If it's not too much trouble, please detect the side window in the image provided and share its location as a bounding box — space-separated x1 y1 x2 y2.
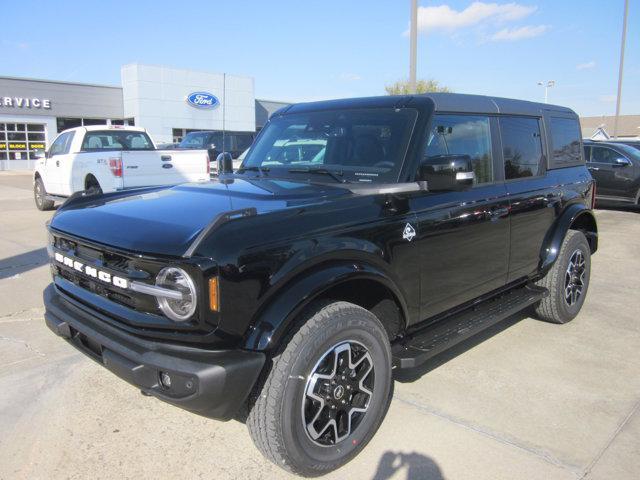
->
591 146 618 164
424 114 493 184
550 117 582 166
49 132 70 157
583 146 592 162
499 116 544 179
62 131 75 154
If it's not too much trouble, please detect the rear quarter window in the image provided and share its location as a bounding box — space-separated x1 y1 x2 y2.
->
549 117 583 168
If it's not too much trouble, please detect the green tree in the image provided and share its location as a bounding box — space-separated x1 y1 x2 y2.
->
385 79 451 95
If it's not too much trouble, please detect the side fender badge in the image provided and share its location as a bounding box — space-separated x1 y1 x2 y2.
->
403 223 416 242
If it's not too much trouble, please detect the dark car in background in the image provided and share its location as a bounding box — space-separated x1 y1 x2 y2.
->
612 139 640 152
177 130 255 162
584 140 640 205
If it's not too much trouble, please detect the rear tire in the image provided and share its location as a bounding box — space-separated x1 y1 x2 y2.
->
246 301 392 476
534 230 591 324
34 177 54 211
85 177 102 196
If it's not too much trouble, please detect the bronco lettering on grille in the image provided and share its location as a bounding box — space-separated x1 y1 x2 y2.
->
54 252 129 289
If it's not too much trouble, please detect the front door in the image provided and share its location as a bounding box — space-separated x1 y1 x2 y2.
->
44 131 75 195
412 114 510 322
588 145 636 198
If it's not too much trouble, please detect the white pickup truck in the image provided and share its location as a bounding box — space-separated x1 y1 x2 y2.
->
33 126 210 210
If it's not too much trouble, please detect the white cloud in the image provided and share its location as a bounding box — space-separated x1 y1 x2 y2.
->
338 73 362 81
416 2 537 32
490 24 548 41
576 61 596 70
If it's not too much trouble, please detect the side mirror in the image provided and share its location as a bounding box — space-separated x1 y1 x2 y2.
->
612 157 631 167
418 154 475 191
209 143 217 150
216 152 234 174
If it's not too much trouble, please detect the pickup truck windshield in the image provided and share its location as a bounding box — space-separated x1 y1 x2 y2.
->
243 108 417 183
81 131 154 151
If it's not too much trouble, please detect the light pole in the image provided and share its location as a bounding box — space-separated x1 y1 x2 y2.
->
409 0 418 93
538 80 555 103
613 0 629 139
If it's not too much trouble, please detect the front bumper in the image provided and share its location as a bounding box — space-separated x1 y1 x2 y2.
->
44 284 265 420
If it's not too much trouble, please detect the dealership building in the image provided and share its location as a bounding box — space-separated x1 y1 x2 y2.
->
0 63 288 170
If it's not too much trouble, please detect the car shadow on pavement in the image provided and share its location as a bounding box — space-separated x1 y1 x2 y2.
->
393 311 529 383
0 247 49 280
372 450 445 480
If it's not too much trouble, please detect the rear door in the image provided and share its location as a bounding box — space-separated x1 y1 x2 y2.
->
588 145 635 198
500 115 558 282
412 114 510 321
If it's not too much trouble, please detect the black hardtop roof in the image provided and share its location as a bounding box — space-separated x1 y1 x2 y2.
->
279 92 576 118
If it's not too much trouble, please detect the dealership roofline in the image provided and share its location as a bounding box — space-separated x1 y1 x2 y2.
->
1 74 292 106
0 75 122 90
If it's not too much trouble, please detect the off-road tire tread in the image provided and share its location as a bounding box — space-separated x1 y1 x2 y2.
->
246 301 388 476
534 230 589 324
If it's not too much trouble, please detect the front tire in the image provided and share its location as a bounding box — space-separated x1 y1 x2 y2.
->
246 301 392 477
34 177 54 211
534 230 591 324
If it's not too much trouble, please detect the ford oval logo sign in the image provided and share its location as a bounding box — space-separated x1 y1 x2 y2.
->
186 91 219 109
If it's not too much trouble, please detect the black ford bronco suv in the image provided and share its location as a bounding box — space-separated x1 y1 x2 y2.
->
44 93 597 476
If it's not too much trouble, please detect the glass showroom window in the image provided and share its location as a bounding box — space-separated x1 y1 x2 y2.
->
0 123 47 163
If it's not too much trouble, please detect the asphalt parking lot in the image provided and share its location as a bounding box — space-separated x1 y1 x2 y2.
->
0 171 638 480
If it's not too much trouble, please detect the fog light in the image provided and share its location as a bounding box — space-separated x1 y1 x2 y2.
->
159 371 172 388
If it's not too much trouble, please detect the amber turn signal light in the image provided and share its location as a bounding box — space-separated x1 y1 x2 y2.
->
208 277 219 312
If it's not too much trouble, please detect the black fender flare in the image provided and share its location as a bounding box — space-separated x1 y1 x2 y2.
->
539 204 597 275
241 262 409 351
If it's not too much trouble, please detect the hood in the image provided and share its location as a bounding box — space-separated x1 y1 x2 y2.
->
50 178 350 257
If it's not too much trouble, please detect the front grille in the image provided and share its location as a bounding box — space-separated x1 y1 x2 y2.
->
57 268 138 309
49 231 217 342
51 233 165 319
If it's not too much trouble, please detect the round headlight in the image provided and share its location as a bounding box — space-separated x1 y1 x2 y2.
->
155 267 197 322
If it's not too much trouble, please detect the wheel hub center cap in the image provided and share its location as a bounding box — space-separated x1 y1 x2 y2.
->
333 385 345 400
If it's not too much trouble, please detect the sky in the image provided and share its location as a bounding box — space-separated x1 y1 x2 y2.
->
1 0 638 117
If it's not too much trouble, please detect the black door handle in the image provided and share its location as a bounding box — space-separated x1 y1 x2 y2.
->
162 163 173 169
56 160 60 167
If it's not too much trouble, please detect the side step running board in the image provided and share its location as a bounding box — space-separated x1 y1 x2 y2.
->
392 285 548 369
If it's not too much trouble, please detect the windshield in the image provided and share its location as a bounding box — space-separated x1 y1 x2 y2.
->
243 108 417 183
616 143 640 160
179 132 214 149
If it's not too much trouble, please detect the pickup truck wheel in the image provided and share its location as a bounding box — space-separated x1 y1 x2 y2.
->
534 230 591 324
246 301 392 476
85 179 102 196
34 177 54 211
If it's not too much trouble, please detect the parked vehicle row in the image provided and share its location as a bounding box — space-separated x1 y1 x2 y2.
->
33 126 210 210
43 93 597 476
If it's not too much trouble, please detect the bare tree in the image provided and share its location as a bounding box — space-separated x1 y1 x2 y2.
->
385 79 451 95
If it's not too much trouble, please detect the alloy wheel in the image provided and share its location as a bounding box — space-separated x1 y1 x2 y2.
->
564 249 586 306
302 341 374 446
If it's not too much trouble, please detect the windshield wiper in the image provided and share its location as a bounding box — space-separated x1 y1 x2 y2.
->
288 167 348 183
237 166 270 175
